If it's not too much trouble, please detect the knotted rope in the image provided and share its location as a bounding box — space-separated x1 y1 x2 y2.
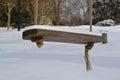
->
84 42 94 71
31 37 44 48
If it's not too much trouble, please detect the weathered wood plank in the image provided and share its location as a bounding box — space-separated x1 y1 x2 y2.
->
23 29 106 44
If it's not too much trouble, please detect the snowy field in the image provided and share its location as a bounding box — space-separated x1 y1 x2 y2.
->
0 25 120 80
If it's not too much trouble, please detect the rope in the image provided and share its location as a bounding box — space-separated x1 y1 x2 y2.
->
84 42 94 71
31 37 44 48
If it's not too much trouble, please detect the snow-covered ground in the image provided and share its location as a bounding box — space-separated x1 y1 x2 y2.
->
0 25 120 80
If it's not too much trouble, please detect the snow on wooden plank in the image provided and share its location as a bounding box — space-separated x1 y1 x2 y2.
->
23 28 105 44
24 25 102 36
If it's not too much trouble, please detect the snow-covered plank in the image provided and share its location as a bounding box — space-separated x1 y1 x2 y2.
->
23 28 106 44
24 25 102 36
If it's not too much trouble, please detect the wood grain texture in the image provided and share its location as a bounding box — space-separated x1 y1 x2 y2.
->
23 29 103 44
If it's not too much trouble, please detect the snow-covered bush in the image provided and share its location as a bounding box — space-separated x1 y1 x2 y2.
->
93 0 120 24
95 19 115 26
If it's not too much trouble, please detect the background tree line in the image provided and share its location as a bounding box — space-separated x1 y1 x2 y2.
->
0 0 120 30
0 0 90 30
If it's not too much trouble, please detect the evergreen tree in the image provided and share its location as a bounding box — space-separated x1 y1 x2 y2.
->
93 0 120 24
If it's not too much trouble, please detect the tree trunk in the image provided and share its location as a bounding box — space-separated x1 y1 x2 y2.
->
7 9 11 30
53 0 61 25
34 0 39 24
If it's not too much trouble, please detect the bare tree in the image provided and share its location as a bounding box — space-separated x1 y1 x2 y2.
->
59 0 89 25
21 0 54 25
34 0 39 24
1 0 16 30
21 0 39 24
38 0 54 25
52 0 64 25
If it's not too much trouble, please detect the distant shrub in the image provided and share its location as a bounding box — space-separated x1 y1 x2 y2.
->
93 0 120 24
95 19 115 26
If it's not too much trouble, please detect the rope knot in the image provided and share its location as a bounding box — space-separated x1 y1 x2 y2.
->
31 37 44 48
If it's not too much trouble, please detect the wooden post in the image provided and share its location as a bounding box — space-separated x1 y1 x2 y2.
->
89 0 92 32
